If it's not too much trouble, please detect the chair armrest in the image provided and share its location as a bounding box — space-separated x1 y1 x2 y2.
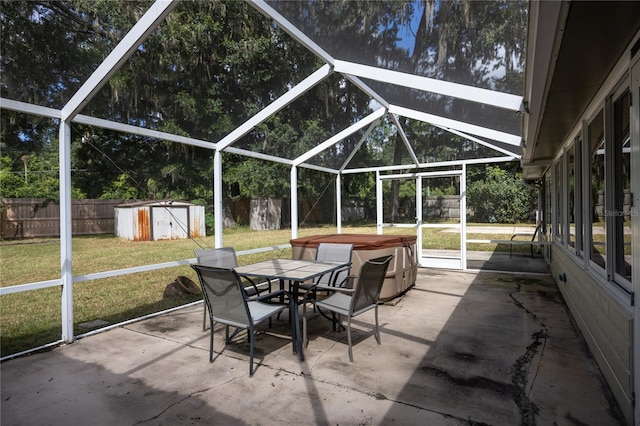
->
511 232 534 241
250 289 287 302
511 224 542 241
242 276 273 296
323 286 355 294
300 274 354 303
314 274 356 291
315 263 352 288
335 274 357 288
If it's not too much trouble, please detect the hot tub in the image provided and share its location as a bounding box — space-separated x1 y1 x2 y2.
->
290 234 417 301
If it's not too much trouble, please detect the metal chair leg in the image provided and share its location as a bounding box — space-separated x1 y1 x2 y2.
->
249 325 255 377
302 301 308 348
203 302 208 331
209 324 214 362
347 316 353 362
374 305 381 344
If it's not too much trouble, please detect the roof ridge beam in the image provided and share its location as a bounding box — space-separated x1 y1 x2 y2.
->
61 0 178 121
335 60 524 112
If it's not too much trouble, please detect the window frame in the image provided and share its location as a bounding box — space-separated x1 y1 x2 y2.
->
554 159 564 244
544 173 552 262
587 106 608 278
567 138 583 255
608 81 632 291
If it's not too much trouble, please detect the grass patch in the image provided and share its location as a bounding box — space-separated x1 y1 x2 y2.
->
0 223 533 356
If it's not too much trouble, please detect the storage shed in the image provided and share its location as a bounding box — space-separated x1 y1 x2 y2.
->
114 201 205 241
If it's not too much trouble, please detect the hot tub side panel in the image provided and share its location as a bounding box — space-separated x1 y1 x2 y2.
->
291 234 417 301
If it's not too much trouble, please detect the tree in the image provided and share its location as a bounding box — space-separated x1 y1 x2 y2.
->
467 165 536 223
1 0 528 213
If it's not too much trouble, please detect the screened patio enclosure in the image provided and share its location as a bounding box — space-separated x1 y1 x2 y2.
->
5 2 640 423
2 1 527 267
1 1 525 345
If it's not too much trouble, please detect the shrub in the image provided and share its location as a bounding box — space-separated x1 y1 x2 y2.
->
468 166 536 223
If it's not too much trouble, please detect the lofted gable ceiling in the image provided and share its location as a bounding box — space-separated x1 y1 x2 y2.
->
1 0 529 173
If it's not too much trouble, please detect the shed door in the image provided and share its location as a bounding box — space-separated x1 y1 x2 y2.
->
152 207 188 240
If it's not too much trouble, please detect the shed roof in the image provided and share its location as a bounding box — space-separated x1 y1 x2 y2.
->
115 200 198 208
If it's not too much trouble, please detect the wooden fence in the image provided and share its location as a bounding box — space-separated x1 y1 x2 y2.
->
1 198 121 239
1 195 464 239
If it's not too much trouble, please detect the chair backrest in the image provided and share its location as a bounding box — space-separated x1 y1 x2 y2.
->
191 264 250 328
314 243 354 287
350 255 393 313
195 247 238 268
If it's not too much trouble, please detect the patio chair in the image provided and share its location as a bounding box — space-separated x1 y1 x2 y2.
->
510 224 542 258
302 254 393 362
190 264 292 377
194 247 273 330
299 243 354 303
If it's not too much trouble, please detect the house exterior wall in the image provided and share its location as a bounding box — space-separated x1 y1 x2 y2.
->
537 32 640 424
550 248 633 421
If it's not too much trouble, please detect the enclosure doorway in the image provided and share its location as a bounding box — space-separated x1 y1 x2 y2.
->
377 168 466 269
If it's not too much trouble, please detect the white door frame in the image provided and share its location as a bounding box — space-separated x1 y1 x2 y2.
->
376 167 467 269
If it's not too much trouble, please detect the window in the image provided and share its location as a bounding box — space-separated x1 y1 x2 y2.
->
576 137 584 256
611 89 632 287
568 144 576 249
544 174 552 261
554 160 563 242
545 174 552 237
588 108 606 270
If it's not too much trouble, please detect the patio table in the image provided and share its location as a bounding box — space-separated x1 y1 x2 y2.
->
234 258 350 361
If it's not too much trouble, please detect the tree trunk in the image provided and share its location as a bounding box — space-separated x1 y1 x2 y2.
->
389 132 404 223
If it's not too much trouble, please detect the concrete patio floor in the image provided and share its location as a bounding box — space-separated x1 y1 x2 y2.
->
1 256 626 425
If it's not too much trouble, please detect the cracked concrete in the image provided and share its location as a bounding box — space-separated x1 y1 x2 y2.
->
507 278 550 426
1 264 626 425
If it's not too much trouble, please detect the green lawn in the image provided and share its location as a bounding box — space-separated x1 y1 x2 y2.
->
0 223 535 357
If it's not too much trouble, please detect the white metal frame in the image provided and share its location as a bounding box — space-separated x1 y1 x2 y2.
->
333 60 524 112
0 0 523 356
376 169 466 270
